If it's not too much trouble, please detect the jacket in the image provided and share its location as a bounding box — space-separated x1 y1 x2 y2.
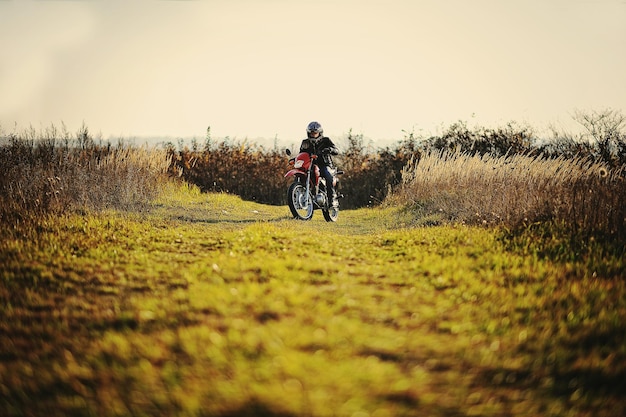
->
299 136 339 166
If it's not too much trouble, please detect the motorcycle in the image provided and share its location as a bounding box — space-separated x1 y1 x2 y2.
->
284 149 343 222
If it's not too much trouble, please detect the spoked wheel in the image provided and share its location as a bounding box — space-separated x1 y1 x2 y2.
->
288 182 314 220
323 206 339 222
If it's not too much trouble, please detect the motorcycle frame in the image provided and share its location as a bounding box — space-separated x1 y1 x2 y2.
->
284 153 324 209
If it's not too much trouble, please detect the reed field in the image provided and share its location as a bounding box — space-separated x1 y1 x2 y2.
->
0 124 170 228
390 150 626 243
1 120 625 416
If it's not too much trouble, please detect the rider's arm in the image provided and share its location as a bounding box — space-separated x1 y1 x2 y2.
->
299 139 311 153
323 138 339 155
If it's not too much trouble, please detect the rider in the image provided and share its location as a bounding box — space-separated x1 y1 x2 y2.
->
299 121 340 207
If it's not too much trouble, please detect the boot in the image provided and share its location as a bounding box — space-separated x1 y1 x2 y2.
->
330 189 339 207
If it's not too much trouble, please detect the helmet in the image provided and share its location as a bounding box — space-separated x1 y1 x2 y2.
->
306 121 323 140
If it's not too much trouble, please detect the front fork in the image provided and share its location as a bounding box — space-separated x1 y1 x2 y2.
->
304 167 319 205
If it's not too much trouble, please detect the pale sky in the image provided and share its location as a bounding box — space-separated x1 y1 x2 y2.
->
1 0 625 146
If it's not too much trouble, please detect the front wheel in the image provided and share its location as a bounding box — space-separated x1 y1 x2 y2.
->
288 182 314 220
322 206 339 222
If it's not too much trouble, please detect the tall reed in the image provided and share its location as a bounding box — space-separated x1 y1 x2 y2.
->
0 126 171 228
390 150 626 242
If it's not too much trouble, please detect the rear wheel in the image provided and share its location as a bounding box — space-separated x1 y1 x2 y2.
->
288 182 314 220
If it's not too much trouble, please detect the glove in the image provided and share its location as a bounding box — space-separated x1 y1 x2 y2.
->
321 148 331 155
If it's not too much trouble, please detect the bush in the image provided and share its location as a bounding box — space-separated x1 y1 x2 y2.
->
168 136 288 205
539 108 626 168
420 120 535 157
336 130 420 208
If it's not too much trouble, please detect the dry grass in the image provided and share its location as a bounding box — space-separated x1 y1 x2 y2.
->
0 126 171 228
389 150 626 243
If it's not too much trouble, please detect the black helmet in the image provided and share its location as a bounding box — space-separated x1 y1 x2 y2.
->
306 121 323 139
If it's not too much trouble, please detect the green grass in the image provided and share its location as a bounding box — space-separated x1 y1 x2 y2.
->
1 186 624 417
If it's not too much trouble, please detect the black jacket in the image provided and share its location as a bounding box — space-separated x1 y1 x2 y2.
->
299 136 339 166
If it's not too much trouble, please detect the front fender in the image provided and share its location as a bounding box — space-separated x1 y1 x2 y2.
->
284 169 306 179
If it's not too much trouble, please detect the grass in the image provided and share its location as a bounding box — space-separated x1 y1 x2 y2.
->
1 185 624 417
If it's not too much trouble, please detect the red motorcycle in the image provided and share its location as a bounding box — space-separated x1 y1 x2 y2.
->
284 149 343 222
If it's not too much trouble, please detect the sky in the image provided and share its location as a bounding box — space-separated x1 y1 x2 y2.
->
1 0 625 147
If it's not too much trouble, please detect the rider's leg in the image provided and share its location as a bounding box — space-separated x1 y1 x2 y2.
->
319 165 337 206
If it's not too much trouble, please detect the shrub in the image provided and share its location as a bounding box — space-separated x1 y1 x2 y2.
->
336 130 420 208
168 138 288 205
538 108 626 168
420 121 535 157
